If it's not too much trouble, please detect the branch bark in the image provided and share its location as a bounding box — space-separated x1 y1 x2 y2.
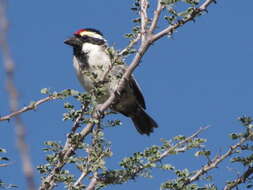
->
85 176 98 190
140 0 149 42
224 167 253 190
149 0 164 34
0 96 57 121
73 170 90 188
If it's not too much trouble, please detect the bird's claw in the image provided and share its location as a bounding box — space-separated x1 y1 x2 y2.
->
94 104 105 118
115 90 121 97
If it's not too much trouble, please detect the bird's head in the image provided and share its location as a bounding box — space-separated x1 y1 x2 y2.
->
64 28 106 49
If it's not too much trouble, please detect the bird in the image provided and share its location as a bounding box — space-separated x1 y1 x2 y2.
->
64 28 158 135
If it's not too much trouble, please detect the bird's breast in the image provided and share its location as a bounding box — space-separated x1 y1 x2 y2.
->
73 49 112 103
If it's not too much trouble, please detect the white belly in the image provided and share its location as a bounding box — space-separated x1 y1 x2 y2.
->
72 44 112 103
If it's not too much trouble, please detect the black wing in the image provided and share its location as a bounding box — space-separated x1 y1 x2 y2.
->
111 64 146 109
130 77 146 109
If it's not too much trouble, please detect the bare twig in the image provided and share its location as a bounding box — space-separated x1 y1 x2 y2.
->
140 0 149 42
73 170 90 188
86 176 98 190
0 96 57 121
224 167 253 190
149 0 164 33
118 33 141 56
0 163 9 167
0 1 35 190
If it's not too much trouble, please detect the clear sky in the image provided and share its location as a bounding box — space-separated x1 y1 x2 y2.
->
0 0 253 189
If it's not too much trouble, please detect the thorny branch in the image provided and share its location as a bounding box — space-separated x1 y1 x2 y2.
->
38 0 216 189
0 1 35 190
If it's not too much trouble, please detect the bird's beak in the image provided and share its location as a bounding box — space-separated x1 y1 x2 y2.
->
64 36 82 48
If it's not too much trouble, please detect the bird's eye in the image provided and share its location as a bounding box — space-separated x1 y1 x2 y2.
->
81 35 88 40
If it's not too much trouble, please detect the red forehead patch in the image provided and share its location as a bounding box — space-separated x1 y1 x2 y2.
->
74 29 86 35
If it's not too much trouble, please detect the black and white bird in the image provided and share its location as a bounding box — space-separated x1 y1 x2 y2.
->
64 28 158 135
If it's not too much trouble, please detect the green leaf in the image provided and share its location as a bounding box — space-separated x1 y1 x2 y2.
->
64 102 74 109
173 135 186 141
183 0 199 5
0 157 9 161
0 148 7 153
70 89 80 96
161 164 174 171
238 116 253 126
195 150 211 157
161 0 180 6
229 133 241 140
41 88 49 94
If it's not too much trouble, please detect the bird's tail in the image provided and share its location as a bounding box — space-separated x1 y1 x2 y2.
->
131 107 158 135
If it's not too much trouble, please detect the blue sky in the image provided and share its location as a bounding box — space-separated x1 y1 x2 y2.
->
0 0 253 189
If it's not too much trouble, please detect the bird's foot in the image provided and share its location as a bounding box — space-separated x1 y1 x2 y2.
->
114 89 121 97
93 104 105 119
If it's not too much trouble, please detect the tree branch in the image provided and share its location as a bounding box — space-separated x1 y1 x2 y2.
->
152 0 216 42
149 0 164 34
159 126 208 160
39 106 91 190
183 131 253 187
0 96 57 121
86 176 98 190
118 33 141 56
0 163 9 167
0 1 35 190
224 167 253 190
140 0 149 42
73 170 90 188
99 126 208 185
